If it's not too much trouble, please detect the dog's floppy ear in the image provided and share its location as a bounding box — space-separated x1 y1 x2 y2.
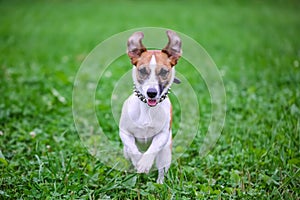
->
127 32 147 66
162 30 182 67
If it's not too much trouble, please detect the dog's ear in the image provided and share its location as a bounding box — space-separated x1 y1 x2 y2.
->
162 30 182 67
173 77 181 84
127 32 147 66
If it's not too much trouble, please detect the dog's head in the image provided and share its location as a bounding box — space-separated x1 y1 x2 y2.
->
127 30 182 107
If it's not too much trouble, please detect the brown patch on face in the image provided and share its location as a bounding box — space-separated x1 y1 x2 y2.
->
134 50 174 86
135 50 172 68
134 52 152 67
153 51 173 68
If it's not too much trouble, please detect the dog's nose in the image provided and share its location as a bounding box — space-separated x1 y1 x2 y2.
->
147 88 157 98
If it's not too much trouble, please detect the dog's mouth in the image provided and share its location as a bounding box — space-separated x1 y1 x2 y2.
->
134 85 170 106
147 98 158 107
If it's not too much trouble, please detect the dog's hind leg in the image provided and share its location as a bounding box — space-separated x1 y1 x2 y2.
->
155 142 172 184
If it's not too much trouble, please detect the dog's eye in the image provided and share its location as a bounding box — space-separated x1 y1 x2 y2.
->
159 68 169 77
138 67 149 77
139 67 147 74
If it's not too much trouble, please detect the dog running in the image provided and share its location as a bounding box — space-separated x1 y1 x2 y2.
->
119 30 182 183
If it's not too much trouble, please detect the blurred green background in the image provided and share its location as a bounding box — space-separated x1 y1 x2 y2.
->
1 0 299 199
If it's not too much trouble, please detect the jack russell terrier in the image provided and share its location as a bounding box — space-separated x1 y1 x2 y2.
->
119 30 182 183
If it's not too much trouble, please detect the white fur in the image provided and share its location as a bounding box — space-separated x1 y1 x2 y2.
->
122 30 181 184
149 54 156 65
120 65 173 183
119 95 172 183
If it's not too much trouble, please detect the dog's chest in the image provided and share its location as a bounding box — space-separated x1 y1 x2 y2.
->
128 107 168 138
122 96 170 139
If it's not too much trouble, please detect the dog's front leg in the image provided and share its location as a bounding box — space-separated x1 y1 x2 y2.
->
119 130 142 169
137 131 169 174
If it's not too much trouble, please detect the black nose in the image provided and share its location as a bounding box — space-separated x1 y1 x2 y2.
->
147 88 157 98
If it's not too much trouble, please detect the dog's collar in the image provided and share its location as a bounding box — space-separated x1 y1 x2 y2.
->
133 85 170 104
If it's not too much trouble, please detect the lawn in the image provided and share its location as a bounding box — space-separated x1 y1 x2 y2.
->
1 0 299 199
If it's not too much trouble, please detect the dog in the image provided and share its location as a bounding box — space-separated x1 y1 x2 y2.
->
119 30 182 183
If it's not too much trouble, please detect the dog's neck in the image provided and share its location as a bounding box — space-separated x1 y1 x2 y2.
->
133 84 170 105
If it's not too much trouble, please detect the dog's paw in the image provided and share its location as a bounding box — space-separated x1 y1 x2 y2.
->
137 154 155 174
156 168 167 184
156 176 164 184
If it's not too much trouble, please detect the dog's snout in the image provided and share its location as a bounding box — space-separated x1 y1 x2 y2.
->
147 88 157 98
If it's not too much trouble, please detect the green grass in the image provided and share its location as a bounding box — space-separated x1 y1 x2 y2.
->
1 0 300 199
